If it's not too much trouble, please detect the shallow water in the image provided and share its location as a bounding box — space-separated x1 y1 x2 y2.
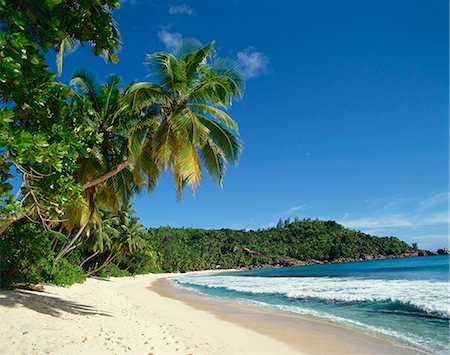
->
175 255 450 354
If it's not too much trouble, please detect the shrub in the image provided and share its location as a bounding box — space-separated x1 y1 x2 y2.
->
47 258 86 286
0 222 54 288
96 263 130 278
0 221 86 288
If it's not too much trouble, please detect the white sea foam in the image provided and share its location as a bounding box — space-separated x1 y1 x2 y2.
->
176 275 450 317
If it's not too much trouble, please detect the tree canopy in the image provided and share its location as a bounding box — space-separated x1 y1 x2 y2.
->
1 1 243 235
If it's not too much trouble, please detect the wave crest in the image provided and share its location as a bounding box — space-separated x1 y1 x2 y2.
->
176 275 450 318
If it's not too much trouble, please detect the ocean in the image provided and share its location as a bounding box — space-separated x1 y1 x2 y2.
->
174 255 450 354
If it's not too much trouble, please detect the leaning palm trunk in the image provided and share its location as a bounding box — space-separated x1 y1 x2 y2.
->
86 252 118 276
79 250 100 268
55 221 88 261
82 159 130 190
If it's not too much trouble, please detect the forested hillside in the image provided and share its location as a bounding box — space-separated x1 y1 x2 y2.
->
144 219 412 272
1 218 413 287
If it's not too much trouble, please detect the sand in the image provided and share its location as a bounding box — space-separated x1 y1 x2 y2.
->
0 271 417 354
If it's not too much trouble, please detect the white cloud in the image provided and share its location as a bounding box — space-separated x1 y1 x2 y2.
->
288 205 305 214
338 211 449 231
168 4 195 15
157 30 182 52
421 213 450 225
339 215 415 229
410 234 449 250
273 204 307 218
418 192 449 210
237 47 269 78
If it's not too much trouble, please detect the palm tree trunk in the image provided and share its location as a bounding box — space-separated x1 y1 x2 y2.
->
87 252 117 276
82 159 130 190
1 159 129 234
51 224 65 252
55 221 88 261
80 251 100 268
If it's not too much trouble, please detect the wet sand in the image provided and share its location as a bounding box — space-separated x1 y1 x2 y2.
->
154 276 420 354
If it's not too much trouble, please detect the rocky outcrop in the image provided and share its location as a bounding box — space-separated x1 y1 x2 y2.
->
232 246 426 268
437 248 449 255
418 250 439 256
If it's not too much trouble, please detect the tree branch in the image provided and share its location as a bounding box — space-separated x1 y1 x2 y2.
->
82 159 130 190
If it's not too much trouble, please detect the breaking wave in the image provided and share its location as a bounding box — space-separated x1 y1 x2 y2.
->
176 275 449 318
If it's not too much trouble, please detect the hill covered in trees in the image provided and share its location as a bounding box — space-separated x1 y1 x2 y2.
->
144 219 413 272
1 218 414 288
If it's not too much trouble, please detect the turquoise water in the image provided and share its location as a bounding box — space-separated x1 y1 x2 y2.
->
175 255 450 353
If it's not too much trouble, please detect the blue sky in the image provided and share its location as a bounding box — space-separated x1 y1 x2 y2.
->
58 0 448 249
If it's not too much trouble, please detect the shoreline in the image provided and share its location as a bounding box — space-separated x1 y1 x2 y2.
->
0 270 423 354
156 275 420 354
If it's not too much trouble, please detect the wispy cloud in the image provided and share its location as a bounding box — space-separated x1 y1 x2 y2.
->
338 192 449 234
157 29 182 52
259 222 276 229
288 205 305 214
273 204 306 218
339 215 415 229
237 47 269 78
418 192 449 210
410 234 449 250
339 212 448 230
168 4 195 15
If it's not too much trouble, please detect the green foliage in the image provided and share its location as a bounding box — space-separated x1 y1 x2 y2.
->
0 0 121 231
119 249 162 274
48 258 86 286
0 221 86 287
0 222 54 288
143 219 412 272
96 263 129 278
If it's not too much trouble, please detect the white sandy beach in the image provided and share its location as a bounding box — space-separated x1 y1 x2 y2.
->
0 272 415 354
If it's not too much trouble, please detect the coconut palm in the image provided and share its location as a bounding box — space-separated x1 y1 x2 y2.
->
133 40 244 196
63 41 243 249
79 40 244 199
84 204 146 275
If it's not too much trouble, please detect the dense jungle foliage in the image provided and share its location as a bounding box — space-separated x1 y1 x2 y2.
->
146 219 412 272
0 218 411 287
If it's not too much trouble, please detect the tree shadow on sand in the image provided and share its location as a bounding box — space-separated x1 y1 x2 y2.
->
0 290 112 318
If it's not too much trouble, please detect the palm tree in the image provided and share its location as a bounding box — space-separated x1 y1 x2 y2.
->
70 71 153 213
84 204 146 276
79 211 118 267
80 40 244 198
135 40 244 196
60 41 243 250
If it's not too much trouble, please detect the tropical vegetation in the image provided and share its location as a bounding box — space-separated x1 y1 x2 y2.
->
1 217 413 287
0 1 243 287
0 1 413 289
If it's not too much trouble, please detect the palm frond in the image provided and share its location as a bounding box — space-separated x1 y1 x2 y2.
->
173 38 204 59
63 197 90 234
70 69 101 111
190 103 239 131
174 143 202 192
145 52 187 93
200 139 226 187
124 82 170 110
211 58 245 99
56 36 80 76
197 115 242 163
183 41 215 80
